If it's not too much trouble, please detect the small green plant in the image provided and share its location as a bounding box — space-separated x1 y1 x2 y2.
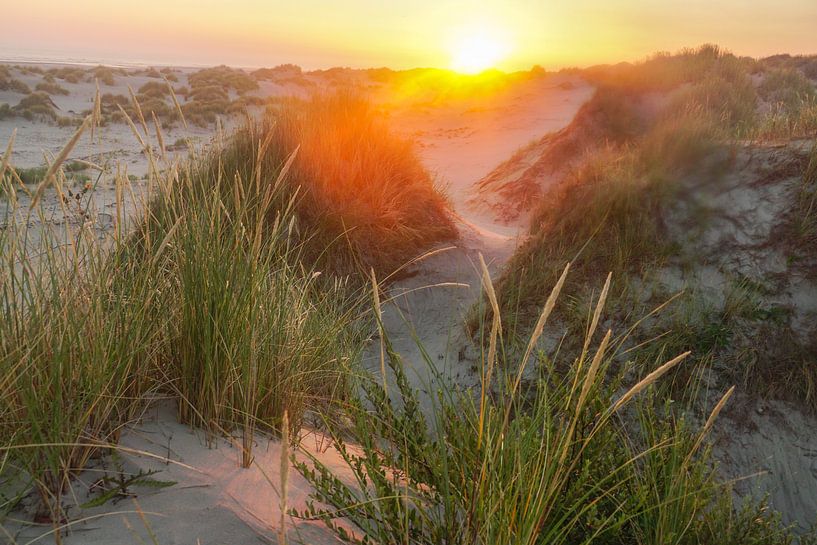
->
81 465 175 509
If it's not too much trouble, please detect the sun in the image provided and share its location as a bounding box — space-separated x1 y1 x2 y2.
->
449 27 510 74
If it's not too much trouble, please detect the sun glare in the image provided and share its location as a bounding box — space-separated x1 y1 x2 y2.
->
449 27 510 74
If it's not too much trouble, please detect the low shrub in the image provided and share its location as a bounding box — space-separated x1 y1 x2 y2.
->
189 65 258 94
35 81 70 96
91 65 120 86
137 81 170 99
13 92 59 121
46 66 86 84
252 64 303 81
0 66 31 93
758 69 817 115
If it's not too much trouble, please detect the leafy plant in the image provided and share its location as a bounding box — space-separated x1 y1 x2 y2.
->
81 468 175 509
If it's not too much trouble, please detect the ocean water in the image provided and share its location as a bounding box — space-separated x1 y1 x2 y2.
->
0 47 218 70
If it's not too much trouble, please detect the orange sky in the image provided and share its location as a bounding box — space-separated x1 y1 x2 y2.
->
2 1 816 69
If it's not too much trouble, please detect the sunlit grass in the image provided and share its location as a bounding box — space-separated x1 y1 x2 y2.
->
0 88 454 539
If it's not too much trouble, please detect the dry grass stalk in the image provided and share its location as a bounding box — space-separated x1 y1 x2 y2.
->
477 253 501 447
576 329 612 413
610 351 691 414
686 385 735 464
511 261 570 398
581 272 612 360
371 268 388 398
30 116 90 207
279 410 290 545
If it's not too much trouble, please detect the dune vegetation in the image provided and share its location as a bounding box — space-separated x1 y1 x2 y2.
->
476 46 817 410
0 91 452 538
298 266 799 545
0 67 31 94
0 45 815 544
289 47 817 545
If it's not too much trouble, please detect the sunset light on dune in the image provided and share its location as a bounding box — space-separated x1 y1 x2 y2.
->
2 0 817 541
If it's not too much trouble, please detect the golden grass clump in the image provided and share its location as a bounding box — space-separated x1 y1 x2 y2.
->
265 94 457 274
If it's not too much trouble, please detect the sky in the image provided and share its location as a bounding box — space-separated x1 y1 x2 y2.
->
2 1 816 70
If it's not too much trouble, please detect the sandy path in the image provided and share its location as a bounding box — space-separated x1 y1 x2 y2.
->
5 74 592 545
368 74 593 400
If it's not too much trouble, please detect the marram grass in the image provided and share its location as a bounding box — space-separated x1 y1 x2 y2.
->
294 260 806 545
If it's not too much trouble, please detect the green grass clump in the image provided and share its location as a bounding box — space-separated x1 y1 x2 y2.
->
0 219 164 524
165 168 360 445
186 84 227 101
90 65 121 86
139 67 163 79
34 80 70 96
188 65 259 95
795 144 817 244
252 64 303 81
181 94 231 127
752 69 817 139
10 165 48 184
0 66 31 94
297 269 801 544
752 96 817 140
759 68 817 112
46 66 86 84
226 94 265 115
760 54 817 80
136 81 170 99
100 92 129 109
179 84 233 126
98 90 178 127
14 65 44 76
159 67 179 82
12 92 59 122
